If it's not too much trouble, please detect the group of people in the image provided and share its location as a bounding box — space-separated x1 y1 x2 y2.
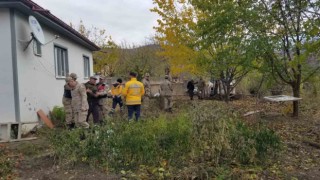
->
187 77 206 100
62 72 174 129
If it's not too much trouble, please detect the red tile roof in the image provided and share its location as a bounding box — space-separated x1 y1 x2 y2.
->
21 0 100 50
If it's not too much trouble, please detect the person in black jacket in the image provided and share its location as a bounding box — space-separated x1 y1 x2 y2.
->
187 79 196 100
85 76 101 125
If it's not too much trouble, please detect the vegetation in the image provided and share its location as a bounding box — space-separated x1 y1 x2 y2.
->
0 144 22 179
5 93 320 179
50 106 66 128
48 102 281 178
151 0 320 115
71 20 167 79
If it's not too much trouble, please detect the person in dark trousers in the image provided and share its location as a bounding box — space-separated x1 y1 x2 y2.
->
63 77 74 130
187 79 196 100
96 76 109 121
122 72 145 121
85 76 101 125
110 78 124 115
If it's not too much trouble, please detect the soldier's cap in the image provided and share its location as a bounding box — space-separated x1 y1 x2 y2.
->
65 77 73 83
69 73 77 79
145 73 150 77
90 76 98 80
164 75 169 79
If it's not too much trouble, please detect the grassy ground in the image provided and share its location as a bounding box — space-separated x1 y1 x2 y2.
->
1 95 320 179
230 96 320 179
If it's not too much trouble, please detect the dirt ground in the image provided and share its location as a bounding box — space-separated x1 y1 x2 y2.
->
2 138 119 180
1 96 320 179
230 97 320 179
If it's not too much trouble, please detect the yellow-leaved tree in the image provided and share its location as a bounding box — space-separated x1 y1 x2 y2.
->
151 0 201 78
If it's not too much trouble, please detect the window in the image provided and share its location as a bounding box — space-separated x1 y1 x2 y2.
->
54 46 69 77
83 56 90 78
33 40 41 56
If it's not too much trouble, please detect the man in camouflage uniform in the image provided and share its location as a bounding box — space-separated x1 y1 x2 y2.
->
66 77 89 129
160 75 173 112
142 73 151 108
63 77 74 129
96 75 109 121
198 77 206 100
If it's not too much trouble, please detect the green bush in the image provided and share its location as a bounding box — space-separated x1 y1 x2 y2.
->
189 101 281 166
49 101 281 178
230 122 281 164
50 106 66 127
237 71 285 97
189 102 234 165
49 115 192 171
115 116 192 167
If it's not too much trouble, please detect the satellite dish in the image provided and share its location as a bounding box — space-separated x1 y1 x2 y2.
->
28 16 45 44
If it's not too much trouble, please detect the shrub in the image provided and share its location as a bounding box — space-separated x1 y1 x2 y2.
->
50 106 65 128
189 102 234 165
189 101 281 166
49 115 192 171
49 101 281 178
230 122 281 164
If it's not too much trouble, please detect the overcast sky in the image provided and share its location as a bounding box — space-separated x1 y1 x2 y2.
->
33 0 159 45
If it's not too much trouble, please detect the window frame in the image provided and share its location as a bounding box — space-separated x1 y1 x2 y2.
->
54 45 69 78
83 55 90 79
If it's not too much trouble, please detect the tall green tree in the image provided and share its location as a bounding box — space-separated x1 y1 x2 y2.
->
192 0 256 102
192 0 320 115
152 0 255 102
247 0 320 116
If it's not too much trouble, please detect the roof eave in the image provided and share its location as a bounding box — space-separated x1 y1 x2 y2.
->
0 1 100 51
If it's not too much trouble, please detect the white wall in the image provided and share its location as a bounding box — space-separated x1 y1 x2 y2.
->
14 10 94 124
0 9 16 123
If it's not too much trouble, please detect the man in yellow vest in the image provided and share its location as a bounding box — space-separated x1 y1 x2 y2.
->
122 72 145 121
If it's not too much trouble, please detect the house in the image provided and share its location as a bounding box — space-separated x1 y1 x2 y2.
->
0 0 99 140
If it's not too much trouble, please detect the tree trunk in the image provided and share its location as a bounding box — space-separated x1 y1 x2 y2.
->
224 82 230 103
292 83 300 117
213 80 219 95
